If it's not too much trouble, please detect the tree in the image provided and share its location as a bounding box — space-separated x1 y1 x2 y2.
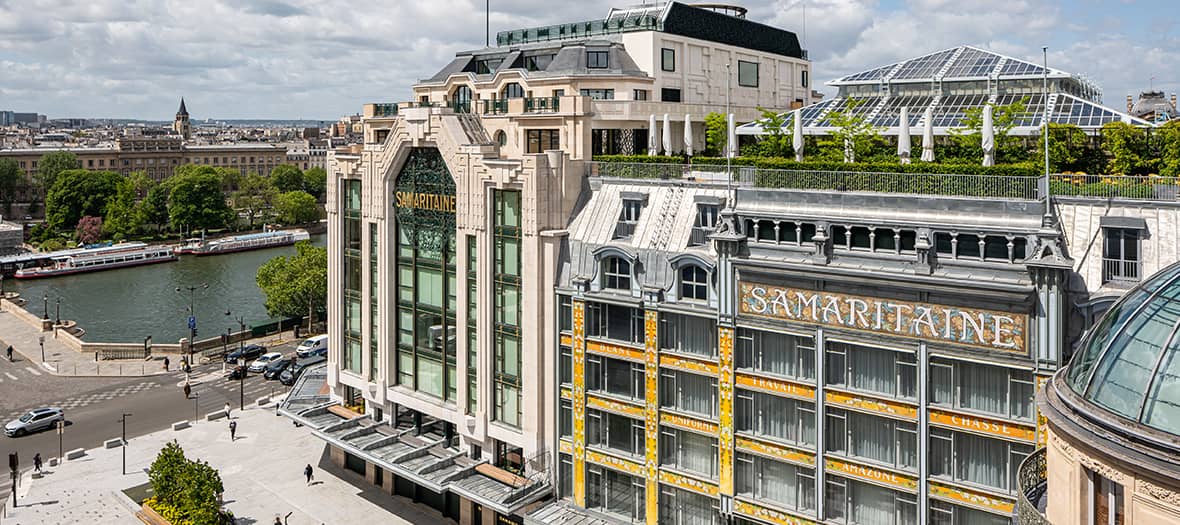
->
950 97 1029 163
752 107 792 158
103 178 141 239
35 151 79 193
146 441 226 525
274 190 319 225
704 112 728 157
232 174 276 229
825 99 880 163
0 158 19 212
168 171 235 234
1034 123 1091 173
1156 120 1180 177
75 215 103 244
1102 122 1153 175
269 164 305 193
257 241 327 331
303 167 327 201
139 184 171 233
45 169 125 230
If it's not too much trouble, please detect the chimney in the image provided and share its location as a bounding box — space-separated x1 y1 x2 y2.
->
1127 94 1134 113
1173 93 1177 109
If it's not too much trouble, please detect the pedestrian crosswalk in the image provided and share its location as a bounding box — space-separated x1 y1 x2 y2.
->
0 381 160 422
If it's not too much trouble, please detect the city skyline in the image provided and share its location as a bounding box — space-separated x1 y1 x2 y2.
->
2 0 1177 120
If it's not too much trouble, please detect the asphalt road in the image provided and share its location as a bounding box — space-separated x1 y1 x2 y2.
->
0 340 299 473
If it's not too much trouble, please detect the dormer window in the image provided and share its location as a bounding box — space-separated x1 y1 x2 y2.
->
524 54 555 71
602 257 632 290
614 195 646 239
587 50 609 69
502 83 525 99
680 266 709 301
696 205 719 229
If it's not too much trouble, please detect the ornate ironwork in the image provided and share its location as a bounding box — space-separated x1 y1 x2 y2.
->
1016 448 1050 525
393 148 456 255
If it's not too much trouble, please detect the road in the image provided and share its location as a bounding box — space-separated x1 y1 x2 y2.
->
0 340 299 474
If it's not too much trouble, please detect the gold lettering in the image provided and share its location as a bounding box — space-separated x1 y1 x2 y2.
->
395 192 455 213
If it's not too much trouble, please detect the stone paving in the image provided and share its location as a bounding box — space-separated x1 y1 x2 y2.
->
2 395 451 525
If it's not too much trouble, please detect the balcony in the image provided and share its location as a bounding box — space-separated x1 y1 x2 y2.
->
524 96 560 113
1051 174 1180 201
1016 448 1049 525
1103 257 1141 284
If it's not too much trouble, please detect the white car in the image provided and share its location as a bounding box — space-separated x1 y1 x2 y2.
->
248 352 284 373
6 407 64 437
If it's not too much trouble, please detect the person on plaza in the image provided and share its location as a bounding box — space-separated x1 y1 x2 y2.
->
229 420 237 441
304 464 313 485
274 517 282 525
33 453 42 473
184 360 191 374
6 344 12 362
163 356 170 371
224 402 231 417
183 381 191 399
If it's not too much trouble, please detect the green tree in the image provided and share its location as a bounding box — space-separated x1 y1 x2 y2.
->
148 441 188 507
168 171 234 234
703 112 727 157
0 158 19 212
147 440 226 525
35 151 79 192
45 169 125 230
274 190 319 225
303 167 327 201
1156 120 1180 177
269 164 305 193
232 173 277 228
1101 122 1153 175
139 184 171 233
949 98 1029 163
825 99 880 163
257 241 328 331
1033 123 1090 173
752 107 792 158
127 171 156 199
103 178 142 240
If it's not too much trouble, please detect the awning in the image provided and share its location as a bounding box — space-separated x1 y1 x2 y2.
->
1099 216 1148 230
526 500 632 525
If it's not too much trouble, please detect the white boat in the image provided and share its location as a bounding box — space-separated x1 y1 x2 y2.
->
14 243 177 279
181 228 311 257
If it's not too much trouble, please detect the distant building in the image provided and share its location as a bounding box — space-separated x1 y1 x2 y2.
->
1127 90 1177 123
173 98 192 140
0 219 22 256
0 111 14 126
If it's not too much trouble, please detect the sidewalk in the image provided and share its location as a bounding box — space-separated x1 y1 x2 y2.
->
2 398 451 525
0 308 90 373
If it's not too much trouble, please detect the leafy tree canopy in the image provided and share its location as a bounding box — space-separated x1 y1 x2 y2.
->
0 158 19 206
35 151 79 192
257 241 327 328
168 171 235 233
303 167 327 200
45 169 125 230
274 190 319 225
269 164 305 193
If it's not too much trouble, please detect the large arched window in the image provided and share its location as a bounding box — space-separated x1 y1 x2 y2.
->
494 130 507 146
602 257 632 290
451 85 473 112
679 265 709 301
502 82 525 99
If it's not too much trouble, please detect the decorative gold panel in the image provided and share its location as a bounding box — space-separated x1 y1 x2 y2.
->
718 326 735 496
929 481 1015 515
824 457 918 492
658 353 719 375
660 412 720 435
929 408 1037 443
587 339 645 362
572 299 587 507
734 499 818 525
658 469 719 497
825 389 919 420
735 436 816 467
643 309 660 524
586 394 645 419
586 449 645 477
736 373 817 401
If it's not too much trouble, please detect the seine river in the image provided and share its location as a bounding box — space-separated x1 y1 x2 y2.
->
7 235 325 343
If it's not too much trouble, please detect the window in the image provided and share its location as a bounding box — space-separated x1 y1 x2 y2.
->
494 130 507 146
524 54 554 71
560 344 572 385
559 296 572 332
696 204 719 229
586 302 645 344
660 369 718 417
825 476 917 525
678 266 710 302
1089 469 1125 525
587 409 645 457
620 198 643 223
579 88 615 100
601 257 632 290
587 50 609 69
661 88 682 102
661 48 676 71
745 219 817 245
586 354 645 400
930 358 1034 421
660 312 715 356
738 60 759 87
802 70 809 88
826 341 916 400
526 129 559 153
633 89 649 101
930 427 1034 494
930 500 1010 525
502 82 525 99
493 190 522 427
660 427 719 479
660 485 719 525
475 58 502 74
736 453 816 512
495 441 524 474
736 329 816 381
827 408 917 471
560 399 573 438
736 390 816 447
1103 228 1140 283
586 465 645 523
559 454 573 499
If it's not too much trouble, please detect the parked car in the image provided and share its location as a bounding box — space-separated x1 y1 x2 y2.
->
226 365 248 380
224 344 266 364
263 357 293 380
279 355 327 385
248 352 284 373
295 335 328 358
5 407 64 437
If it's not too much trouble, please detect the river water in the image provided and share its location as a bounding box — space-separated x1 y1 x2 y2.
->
6 235 325 343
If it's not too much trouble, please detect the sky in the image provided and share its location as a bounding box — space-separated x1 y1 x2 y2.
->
1 0 1177 120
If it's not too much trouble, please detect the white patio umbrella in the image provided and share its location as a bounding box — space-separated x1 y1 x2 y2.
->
793 108 804 162
662 113 672 155
726 113 737 158
843 138 854 163
684 114 694 157
921 107 935 162
897 106 912 165
648 114 658 156
981 104 996 167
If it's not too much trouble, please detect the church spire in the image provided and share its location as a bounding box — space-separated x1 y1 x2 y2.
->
177 97 188 116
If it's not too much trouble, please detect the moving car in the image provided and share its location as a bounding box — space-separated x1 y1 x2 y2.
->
5 407 64 437
248 352 284 373
279 355 327 386
295 335 328 358
224 344 266 364
226 365 248 380
263 357 293 380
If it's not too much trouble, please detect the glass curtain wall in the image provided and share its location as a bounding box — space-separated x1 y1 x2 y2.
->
343 180 363 373
369 224 379 381
735 453 816 513
466 235 478 413
493 190 523 427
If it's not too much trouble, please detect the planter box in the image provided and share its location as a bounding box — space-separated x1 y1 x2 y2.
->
137 501 170 525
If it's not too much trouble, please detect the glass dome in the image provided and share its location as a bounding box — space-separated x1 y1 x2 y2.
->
1065 263 1180 436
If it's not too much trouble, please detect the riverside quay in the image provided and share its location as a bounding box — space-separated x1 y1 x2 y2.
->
277 3 1180 525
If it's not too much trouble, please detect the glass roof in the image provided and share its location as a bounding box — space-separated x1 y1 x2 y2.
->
1065 263 1180 437
833 45 1066 85
942 47 1001 78
891 48 959 80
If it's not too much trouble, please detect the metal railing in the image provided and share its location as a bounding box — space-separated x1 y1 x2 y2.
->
372 103 398 117
525 96 560 113
1016 448 1050 525
480 99 508 115
1050 174 1180 201
586 162 1040 199
496 15 661 47
97 347 150 360
1102 258 1142 284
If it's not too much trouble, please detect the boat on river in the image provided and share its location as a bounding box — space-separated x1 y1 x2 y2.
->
175 228 310 256
14 243 178 279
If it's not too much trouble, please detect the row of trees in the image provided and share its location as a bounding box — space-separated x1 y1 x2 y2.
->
28 152 325 249
699 100 1180 176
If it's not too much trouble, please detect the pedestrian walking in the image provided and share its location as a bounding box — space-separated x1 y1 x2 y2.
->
229 420 237 441
163 356 170 371
183 382 191 399
6 344 12 362
33 453 42 473
274 517 282 525
224 402 231 417
304 464 313 485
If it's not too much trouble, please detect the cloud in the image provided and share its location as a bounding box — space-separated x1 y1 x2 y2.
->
0 0 1172 118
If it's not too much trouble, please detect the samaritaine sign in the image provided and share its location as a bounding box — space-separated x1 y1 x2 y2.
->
739 282 1027 353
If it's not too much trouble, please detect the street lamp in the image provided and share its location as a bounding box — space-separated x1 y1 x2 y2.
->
38 335 45 363
42 293 48 320
55 297 61 325
225 310 246 355
176 284 208 364
120 413 132 475
193 392 200 423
